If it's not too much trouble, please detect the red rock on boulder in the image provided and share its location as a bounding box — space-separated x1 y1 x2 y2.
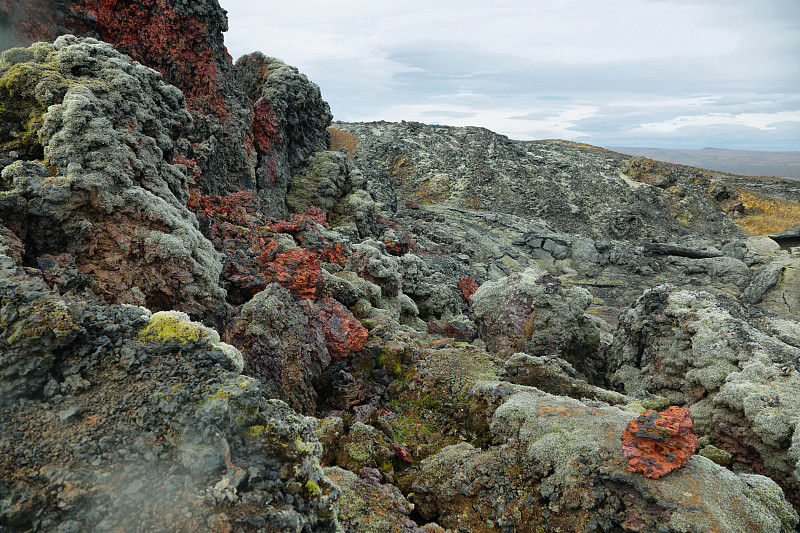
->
259 248 323 301
458 276 479 304
620 406 698 479
309 297 368 359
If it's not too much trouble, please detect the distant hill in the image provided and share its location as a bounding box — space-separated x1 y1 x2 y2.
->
607 146 800 179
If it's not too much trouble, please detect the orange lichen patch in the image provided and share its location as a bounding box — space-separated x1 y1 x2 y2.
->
316 297 368 358
389 155 415 185
523 310 537 340
621 406 697 479
458 276 478 304
415 177 451 204
734 190 800 235
327 127 357 158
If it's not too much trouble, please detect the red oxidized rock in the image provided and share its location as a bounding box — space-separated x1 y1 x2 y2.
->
3 0 229 117
314 297 368 359
445 321 478 342
173 151 201 184
620 406 698 479
389 442 413 463
321 242 347 267
383 238 409 256
458 276 479 303
260 248 323 301
270 206 328 235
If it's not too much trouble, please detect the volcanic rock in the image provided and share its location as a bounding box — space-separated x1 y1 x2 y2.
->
223 283 329 414
620 406 698 479
609 285 800 507
471 266 603 382
0 37 226 323
0 251 339 531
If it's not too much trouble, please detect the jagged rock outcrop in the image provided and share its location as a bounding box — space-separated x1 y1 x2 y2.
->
3 0 333 218
0 36 226 323
608 285 800 509
332 121 800 324
1 0 257 193
234 53 332 219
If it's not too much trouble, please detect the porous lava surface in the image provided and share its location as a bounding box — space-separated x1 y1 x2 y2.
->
621 406 698 479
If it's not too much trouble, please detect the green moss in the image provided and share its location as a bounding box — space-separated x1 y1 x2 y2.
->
338 491 367 521
345 442 372 463
305 480 321 497
699 445 731 466
4 298 79 345
0 50 107 163
138 310 215 344
294 437 315 455
248 425 267 437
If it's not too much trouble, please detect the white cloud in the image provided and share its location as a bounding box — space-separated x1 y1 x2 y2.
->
222 0 800 150
636 111 800 133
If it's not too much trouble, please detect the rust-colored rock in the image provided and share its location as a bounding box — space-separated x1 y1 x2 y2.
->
458 276 479 303
257 248 323 301
445 321 478 342
389 442 413 463
321 242 347 267
311 297 368 359
620 406 698 479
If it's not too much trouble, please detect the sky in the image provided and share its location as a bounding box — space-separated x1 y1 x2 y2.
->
222 0 800 151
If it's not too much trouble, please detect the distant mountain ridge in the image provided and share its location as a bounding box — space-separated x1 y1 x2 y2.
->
607 146 800 179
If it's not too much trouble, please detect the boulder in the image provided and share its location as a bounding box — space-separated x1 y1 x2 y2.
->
471 267 603 382
609 285 800 508
0 37 226 323
223 283 329 414
0 261 340 531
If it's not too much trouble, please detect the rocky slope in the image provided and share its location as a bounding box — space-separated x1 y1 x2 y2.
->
2 2 800 531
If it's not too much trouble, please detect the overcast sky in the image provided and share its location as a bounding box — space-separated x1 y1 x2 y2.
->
223 0 799 151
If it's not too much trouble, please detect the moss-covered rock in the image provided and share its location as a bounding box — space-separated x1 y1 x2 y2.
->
0 37 226 324
139 310 243 372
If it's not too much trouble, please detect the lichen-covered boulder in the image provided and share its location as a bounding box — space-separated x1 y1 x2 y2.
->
345 239 463 324
223 283 329 414
0 37 226 322
609 285 800 510
234 53 333 219
325 467 425 533
139 310 243 372
471 266 603 382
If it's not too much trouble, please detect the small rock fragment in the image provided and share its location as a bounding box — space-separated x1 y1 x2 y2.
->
620 406 698 479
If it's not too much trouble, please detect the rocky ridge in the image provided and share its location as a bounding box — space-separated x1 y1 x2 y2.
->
1 2 800 531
